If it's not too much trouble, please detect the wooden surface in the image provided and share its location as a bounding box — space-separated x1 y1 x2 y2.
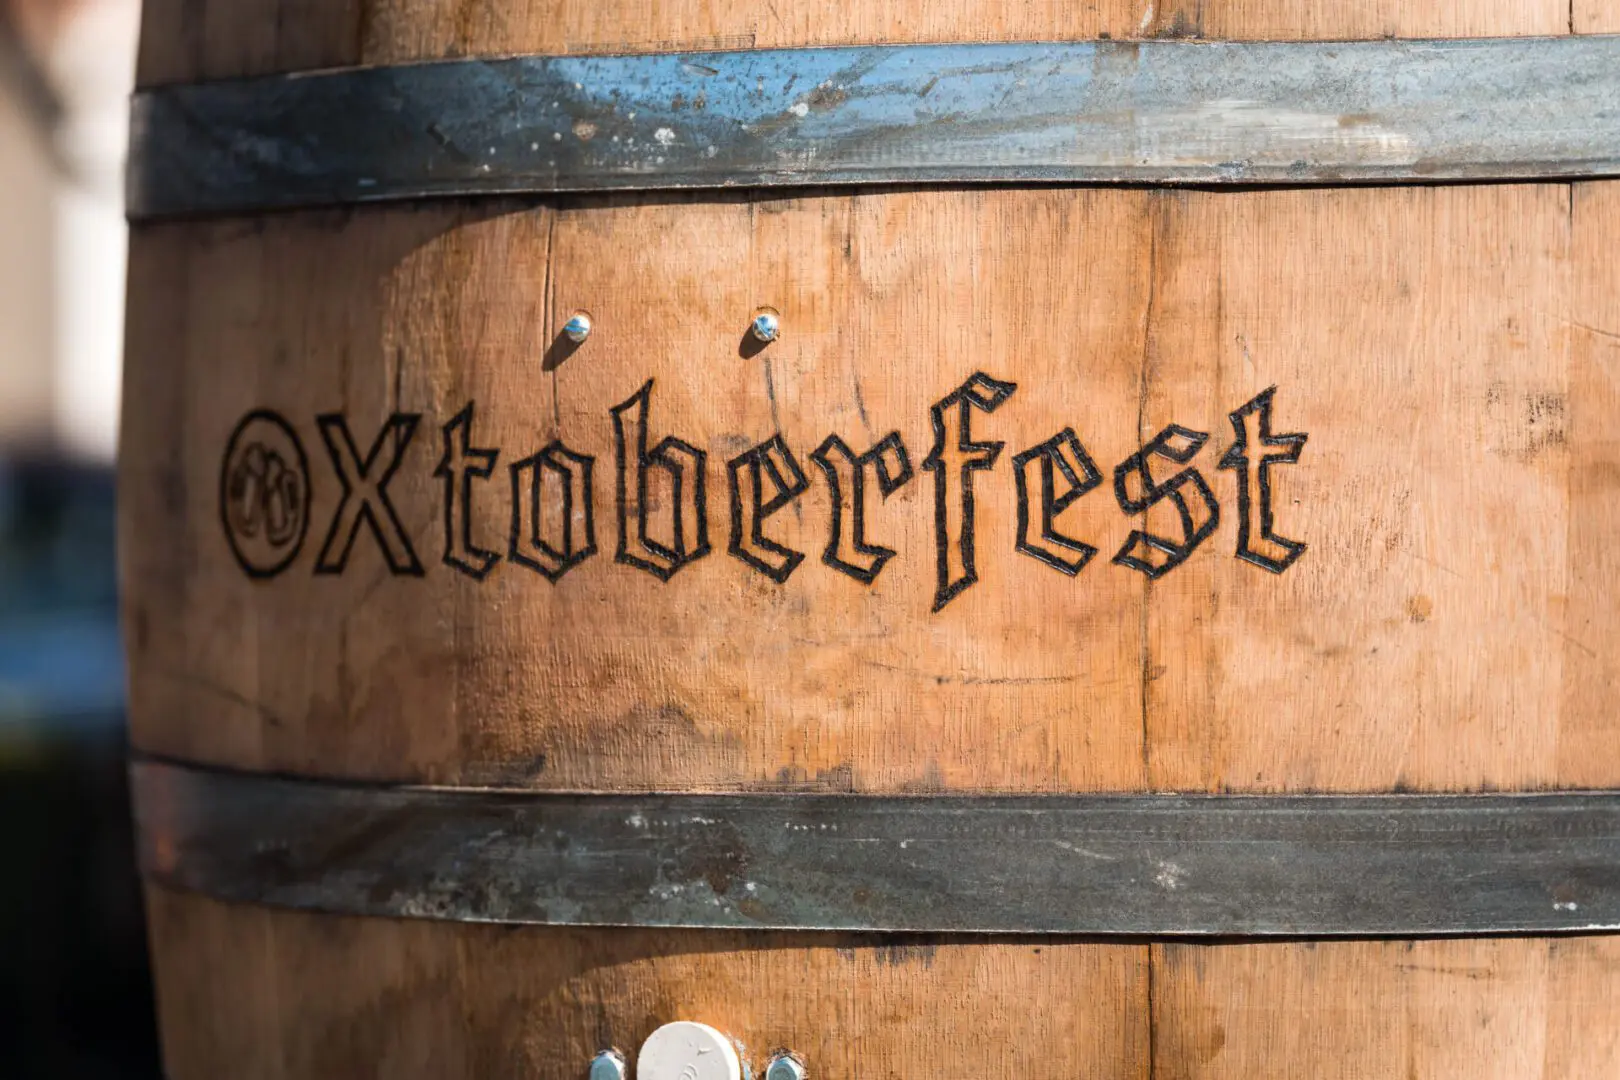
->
1576 2 1618 33
124 180 1620 1078
123 184 1600 795
1560 182 1620 789
144 887 1620 1079
133 0 1571 86
122 3 1620 1078
145 888 1150 1080
1153 938 1620 1078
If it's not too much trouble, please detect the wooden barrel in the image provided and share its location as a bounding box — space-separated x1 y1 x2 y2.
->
122 1 1620 1077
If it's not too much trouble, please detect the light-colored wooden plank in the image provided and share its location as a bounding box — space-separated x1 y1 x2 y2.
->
1185 0 1565 39
1558 182 1620 787
1153 938 1620 1080
1144 184 1576 793
145 886 1148 1080
1574 2 1618 33
1149 179 1619 1076
1544 938 1620 1075
135 0 1570 86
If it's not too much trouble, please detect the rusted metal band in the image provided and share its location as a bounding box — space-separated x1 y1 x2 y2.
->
127 36 1620 220
132 758 1620 937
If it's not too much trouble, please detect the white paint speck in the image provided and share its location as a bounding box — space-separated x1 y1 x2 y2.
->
552 132 562 142
789 102 810 118
1155 861 1184 890
1053 840 1114 861
1556 901 1580 912
653 127 677 147
745 882 757 893
530 141 539 151
705 145 717 158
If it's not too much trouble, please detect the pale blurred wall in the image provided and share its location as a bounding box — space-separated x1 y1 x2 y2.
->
0 0 138 463
0 40 57 449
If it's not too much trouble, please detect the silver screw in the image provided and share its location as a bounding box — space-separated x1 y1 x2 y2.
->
764 1052 806 1080
563 312 593 344
750 309 781 344
589 1049 626 1080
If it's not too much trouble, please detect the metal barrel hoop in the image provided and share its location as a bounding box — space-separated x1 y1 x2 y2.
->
129 36 1620 219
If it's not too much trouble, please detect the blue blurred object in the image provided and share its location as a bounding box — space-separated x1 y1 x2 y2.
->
0 612 126 728
0 454 122 729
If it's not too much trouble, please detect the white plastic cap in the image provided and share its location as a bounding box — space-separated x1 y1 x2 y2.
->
637 1021 742 1080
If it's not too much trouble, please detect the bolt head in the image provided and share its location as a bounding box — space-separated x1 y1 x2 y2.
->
589 1049 626 1080
563 312 593 343
765 1053 806 1080
750 310 780 344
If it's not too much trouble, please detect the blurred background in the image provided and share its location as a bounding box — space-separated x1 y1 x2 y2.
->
0 0 163 1075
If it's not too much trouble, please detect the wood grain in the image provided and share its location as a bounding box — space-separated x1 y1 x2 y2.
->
1559 182 1620 789
133 0 1570 86
1574 2 1617 33
123 3 1620 1076
123 190 1154 794
144 887 1620 1080
1144 184 1575 793
124 180 1620 1076
144 886 1150 1080
123 186 1609 795
1154 938 1620 1079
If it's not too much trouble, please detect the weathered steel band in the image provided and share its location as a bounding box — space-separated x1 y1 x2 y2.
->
133 758 1620 936
128 36 1620 220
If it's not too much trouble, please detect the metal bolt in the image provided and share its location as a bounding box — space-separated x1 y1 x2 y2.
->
764 1053 806 1080
750 309 781 344
563 312 593 344
589 1049 627 1080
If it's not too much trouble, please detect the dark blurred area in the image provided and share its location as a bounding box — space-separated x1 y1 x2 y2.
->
0 458 162 1078
1 0 163 1075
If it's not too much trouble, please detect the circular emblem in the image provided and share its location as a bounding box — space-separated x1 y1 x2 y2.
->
218 409 311 579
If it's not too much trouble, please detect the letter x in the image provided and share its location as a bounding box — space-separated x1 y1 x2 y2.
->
314 413 424 576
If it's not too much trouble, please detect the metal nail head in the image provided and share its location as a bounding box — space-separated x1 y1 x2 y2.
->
750 308 780 344
589 1049 627 1080
765 1053 806 1080
564 312 593 344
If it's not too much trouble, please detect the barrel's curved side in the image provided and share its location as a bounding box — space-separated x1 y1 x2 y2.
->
120 3 1620 1077
122 176 1620 1080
